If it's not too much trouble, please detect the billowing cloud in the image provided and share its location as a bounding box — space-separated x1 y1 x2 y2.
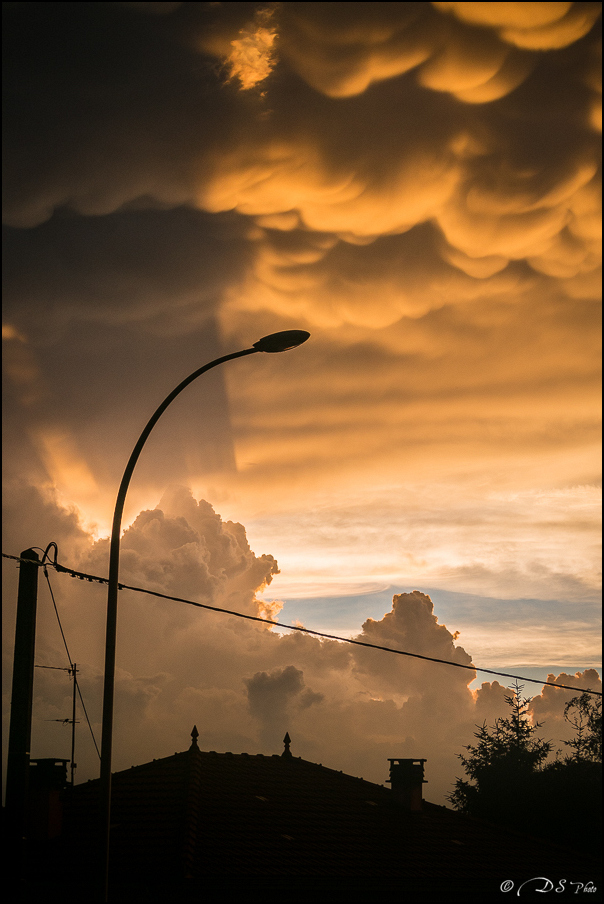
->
435 2 601 51
2 2 601 812
246 664 323 745
352 591 474 696
2 487 601 805
529 667 602 720
272 3 532 101
85 485 279 611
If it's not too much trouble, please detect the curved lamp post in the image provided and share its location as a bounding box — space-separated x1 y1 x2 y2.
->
99 329 309 900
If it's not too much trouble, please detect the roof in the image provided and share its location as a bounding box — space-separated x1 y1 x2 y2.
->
55 734 601 901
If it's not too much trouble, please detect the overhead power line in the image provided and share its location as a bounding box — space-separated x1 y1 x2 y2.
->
3 551 602 697
40 564 100 759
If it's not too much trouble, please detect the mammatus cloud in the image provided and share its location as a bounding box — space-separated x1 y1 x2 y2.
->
435 2 602 51
4 4 600 280
277 2 530 101
204 1 603 107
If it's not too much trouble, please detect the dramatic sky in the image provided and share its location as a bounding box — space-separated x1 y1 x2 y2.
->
2 2 602 805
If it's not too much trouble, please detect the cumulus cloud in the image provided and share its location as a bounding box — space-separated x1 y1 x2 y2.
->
246 664 324 745
1 481 90 567
352 591 474 696
85 485 279 612
525 668 602 755
529 668 602 720
2 487 600 805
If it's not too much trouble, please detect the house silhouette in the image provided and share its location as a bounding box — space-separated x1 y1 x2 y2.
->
20 728 603 903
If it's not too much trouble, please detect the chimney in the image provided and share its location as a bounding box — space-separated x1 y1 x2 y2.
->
387 758 427 812
28 758 69 841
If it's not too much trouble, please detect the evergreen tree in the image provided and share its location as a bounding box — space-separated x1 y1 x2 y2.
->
448 683 552 826
450 684 602 850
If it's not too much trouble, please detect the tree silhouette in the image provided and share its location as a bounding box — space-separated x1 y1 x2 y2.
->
559 691 602 764
448 683 552 826
449 684 602 851
531 691 602 853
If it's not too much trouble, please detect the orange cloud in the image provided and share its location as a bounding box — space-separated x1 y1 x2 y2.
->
2 325 46 407
3 475 600 806
433 2 601 50
280 4 434 98
226 6 278 90
2 4 601 747
273 3 599 101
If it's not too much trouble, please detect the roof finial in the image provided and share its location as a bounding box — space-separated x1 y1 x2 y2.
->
190 725 199 749
282 732 292 757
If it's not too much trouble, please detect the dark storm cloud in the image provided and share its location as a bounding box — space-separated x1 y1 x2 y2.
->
2 1 232 227
3 3 600 349
2 208 252 332
2 1 600 587
2 3 263 496
245 664 324 739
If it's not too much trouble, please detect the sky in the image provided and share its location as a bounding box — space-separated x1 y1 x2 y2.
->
2 2 602 807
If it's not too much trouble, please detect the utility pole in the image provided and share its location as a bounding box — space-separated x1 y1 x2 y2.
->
70 663 78 786
38 662 80 784
6 548 40 889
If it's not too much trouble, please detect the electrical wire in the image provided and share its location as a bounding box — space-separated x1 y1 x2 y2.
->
3 550 602 697
34 554 101 759
43 564 73 668
74 681 101 759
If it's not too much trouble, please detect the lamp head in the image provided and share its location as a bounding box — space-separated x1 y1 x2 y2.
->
253 330 310 353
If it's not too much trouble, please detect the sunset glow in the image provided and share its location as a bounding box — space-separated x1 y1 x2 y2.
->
3 2 601 811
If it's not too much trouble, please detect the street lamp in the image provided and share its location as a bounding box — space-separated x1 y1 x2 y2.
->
98 329 309 900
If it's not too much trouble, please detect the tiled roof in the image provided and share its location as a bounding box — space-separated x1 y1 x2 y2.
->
61 739 601 898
